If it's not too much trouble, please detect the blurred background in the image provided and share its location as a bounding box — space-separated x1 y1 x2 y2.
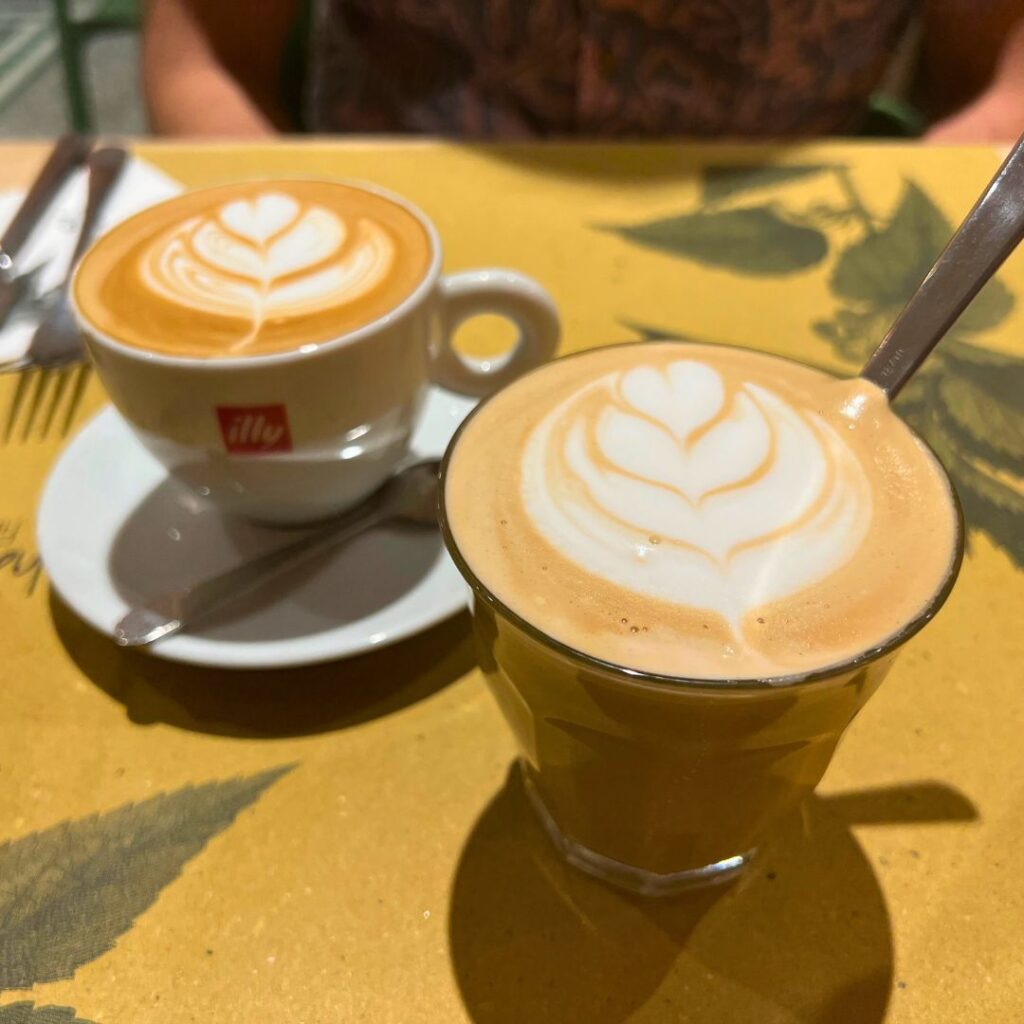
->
0 0 143 136
0 1 1020 143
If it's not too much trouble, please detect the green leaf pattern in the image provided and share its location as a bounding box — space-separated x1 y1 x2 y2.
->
0 765 293 990
700 164 834 203
607 163 1023 568
600 206 828 275
0 1004 95 1024
824 181 1015 358
829 181 951 306
937 374 1024 474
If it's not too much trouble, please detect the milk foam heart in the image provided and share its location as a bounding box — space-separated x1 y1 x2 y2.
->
219 192 301 243
141 200 394 350
74 180 432 358
522 360 873 624
444 342 959 681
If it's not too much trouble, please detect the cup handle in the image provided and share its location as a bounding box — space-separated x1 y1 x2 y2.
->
431 268 560 397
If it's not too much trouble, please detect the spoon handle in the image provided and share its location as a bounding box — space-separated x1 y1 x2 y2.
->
114 501 388 648
860 135 1024 399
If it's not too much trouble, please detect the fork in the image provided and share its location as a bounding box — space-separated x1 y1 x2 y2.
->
3 146 127 444
2 362 93 444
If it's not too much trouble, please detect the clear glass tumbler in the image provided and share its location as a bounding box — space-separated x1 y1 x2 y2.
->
439 400 964 897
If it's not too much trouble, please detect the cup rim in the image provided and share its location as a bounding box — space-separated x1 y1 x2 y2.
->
437 340 966 694
70 176 444 370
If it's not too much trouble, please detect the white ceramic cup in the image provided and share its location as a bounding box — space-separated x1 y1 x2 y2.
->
73 180 560 523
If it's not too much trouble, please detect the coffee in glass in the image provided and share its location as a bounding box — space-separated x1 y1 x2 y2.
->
441 342 962 895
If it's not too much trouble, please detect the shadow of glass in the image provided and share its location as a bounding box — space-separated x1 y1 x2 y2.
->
448 768 977 1024
107 477 444 643
50 591 475 739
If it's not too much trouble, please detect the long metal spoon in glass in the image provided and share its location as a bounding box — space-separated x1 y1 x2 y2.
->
860 134 1024 398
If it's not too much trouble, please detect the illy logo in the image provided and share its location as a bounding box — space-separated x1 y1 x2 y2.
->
216 404 293 453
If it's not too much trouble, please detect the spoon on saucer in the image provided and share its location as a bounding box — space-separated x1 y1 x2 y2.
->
859 133 1024 399
115 459 441 648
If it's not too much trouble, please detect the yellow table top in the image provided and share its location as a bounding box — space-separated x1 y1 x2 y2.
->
1 140 1022 1024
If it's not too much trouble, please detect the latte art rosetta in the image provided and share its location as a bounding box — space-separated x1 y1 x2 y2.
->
74 180 433 357
521 359 874 626
139 192 396 351
447 342 959 679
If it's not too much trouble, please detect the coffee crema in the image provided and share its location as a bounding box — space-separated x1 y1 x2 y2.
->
74 180 432 358
445 343 959 681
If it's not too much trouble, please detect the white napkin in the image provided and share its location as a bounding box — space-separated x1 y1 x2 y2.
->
0 154 182 364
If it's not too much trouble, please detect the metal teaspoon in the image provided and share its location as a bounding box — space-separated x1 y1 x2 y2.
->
114 459 441 648
860 134 1024 398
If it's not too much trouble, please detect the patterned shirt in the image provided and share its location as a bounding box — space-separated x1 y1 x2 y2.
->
307 0 914 137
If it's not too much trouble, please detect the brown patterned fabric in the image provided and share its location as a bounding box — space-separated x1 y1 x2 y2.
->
307 0 915 137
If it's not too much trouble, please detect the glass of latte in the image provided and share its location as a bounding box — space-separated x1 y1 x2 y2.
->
441 342 963 896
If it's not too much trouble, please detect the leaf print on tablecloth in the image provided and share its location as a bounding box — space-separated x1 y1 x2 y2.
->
0 1003 95 1023
0 764 293 990
940 343 1024 473
901 376 1019 569
599 206 828 275
614 164 1023 570
701 164 834 204
822 180 1014 362
938 374 1024 474
618 319 719 347
817 174 1022 568
830 181 951 306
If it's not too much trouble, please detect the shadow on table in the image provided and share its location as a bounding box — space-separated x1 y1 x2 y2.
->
449 767 977 1024
50 590 475 739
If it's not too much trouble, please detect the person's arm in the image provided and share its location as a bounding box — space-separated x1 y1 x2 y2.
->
923 0 1024 142
142 0 299 136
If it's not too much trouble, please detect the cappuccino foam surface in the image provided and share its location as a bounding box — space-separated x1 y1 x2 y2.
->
445 343 959 681
74 180 432 357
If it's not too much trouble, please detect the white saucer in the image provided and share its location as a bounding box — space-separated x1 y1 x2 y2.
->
38 388 476 669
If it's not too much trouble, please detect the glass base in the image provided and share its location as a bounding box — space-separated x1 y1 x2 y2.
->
522 766 755 897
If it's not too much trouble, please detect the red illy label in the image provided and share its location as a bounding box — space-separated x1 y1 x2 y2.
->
216 404 293 453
